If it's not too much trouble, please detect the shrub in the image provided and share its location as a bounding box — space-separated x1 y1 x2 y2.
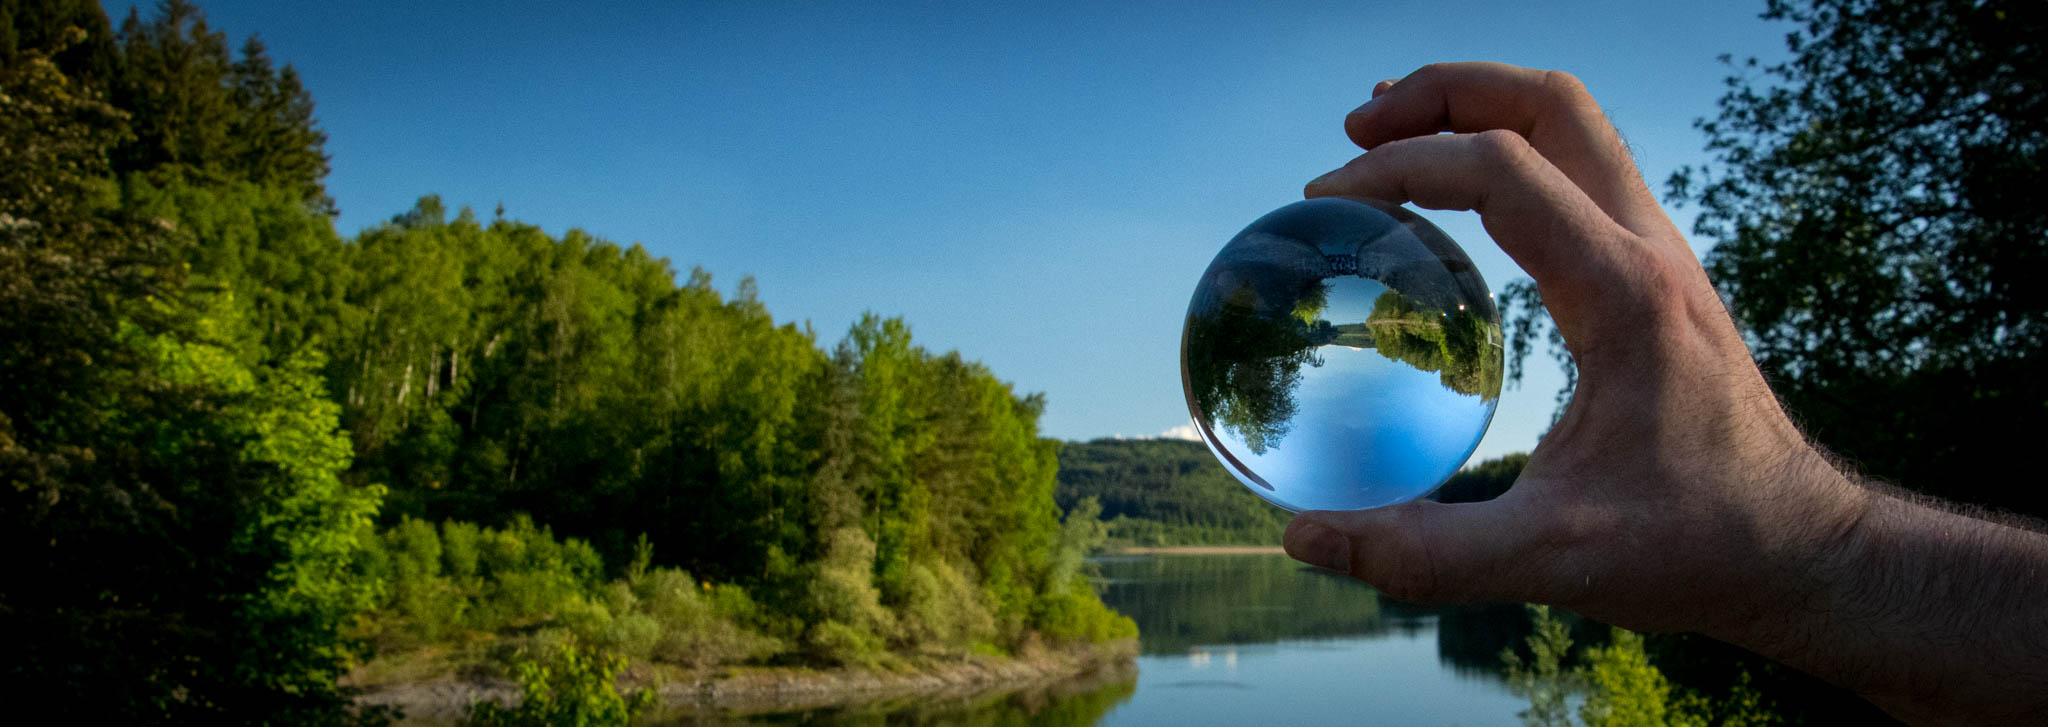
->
360 517 604 647
805 619 887 669
1031 585 1137 644
464 640 655 727
571 568 786 668
897 561 997 651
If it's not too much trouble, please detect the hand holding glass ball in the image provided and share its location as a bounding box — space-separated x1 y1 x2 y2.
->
1181 197 1503 511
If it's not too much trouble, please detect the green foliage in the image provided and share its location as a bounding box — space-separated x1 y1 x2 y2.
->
1030 585 1139 644
1577 630 1685 727
316 198 1118 662
1094 555 1389 656
1181 285 1320 454
112 0 331 210
1503 606 1781 727
6 302 386 721
8 5 1131 721
0 1 119 91
464 640 654 727
4 23 381 721
577 568 787 668
1666 0 2048 514
121 176 347 360
1503 605 1584 727
1365 290 1503 399
1055 438 1291 547
1059 441 1530 547
358 517 603 648
1030 496 1137 643
359 517 799 673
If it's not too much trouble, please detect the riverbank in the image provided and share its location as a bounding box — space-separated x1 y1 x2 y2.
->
1115 545 1285 555
351 639 1136 723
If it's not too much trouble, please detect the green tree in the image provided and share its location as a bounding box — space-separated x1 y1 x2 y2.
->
112 0 331 210
1 0 119 90
113 0 234 180
122 177 349 361
227 34 332 213
1666 0 2046 512
1054 438 1293 546
1511 2 2046 513
3 28 383 722
1504 606 1780 727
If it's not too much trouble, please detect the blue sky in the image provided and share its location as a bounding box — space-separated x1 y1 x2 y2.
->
107 1 1790 465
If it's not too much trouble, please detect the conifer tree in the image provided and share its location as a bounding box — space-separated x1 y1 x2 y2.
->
114 0 235 179
230 34 333 213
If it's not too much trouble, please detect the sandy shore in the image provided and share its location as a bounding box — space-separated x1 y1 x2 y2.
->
1116 545 1286 555
353 641 1135 723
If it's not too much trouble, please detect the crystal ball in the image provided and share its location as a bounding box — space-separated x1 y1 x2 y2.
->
1181 198 1503 512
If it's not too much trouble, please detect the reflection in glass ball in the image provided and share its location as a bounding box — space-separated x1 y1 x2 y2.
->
1181 198 1503 512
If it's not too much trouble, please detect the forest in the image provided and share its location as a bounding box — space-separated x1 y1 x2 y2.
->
1054 438 1524 547
1 1 1130 722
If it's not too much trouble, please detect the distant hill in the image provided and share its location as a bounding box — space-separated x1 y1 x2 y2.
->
1056 438 1292 546
1056 439 1528 548
1432 452 1527 504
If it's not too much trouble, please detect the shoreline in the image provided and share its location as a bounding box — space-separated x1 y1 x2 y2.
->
353 640 1136 723
1115 545 1286 555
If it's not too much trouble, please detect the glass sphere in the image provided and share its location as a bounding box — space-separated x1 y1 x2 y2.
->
1181 198 1503 512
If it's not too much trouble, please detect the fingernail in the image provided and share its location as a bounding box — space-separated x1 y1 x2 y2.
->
1305 168 1342 197
1348 97 1377 116
1285 519 1350 572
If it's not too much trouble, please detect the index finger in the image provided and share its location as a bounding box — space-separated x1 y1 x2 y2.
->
1348 62 1669 236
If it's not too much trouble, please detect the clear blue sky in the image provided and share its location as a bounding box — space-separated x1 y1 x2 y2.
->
107 0 1789 464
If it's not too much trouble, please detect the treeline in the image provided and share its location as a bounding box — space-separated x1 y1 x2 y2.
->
1056 438 1294 546
1 1 1128 723
1056 437 1532 547
1058 434 1527 547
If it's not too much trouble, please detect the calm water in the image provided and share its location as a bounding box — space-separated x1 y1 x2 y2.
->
724 554 1536 726
1093 554 1527 726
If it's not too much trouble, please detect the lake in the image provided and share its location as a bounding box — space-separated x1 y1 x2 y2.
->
727 553 1542 725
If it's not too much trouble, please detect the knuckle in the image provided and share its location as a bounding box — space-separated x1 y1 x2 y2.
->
1412 62 1454 81
1469 129 1534 170
1622 246 1707 322
1538 68 1593 106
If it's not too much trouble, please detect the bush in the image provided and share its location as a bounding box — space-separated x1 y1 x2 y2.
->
805 619 888 669
464 640 654 727
1031 586 1137 644
572 568 786 668
897 561 998 651
359 517 604 649
1503 605 1780 727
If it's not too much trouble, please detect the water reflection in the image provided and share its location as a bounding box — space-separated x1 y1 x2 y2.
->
1180 198 1505 510
1092 554 1533 672
656 663 1137 726
647 555 1541 725
1092 554 1529 726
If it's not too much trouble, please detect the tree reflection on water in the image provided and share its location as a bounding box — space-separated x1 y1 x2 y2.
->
1182 264 1502 457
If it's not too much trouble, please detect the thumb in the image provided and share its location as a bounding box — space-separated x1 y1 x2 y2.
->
1284 499 1551 604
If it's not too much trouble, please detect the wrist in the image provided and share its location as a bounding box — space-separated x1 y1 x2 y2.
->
1712 469 2048 724
1697 446 1873 665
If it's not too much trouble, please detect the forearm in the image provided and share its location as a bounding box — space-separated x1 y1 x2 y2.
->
1721 481 2048 725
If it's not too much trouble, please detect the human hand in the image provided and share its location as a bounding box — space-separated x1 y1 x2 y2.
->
1285 61 2048 726
1285 61 1871 638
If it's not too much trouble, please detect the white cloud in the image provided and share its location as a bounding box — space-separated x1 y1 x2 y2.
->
1103 423 1203 442
1157 424 1202 441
